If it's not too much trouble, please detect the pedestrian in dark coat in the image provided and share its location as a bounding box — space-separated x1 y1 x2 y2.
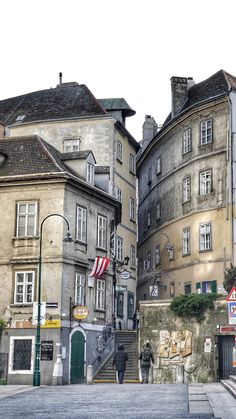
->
139 342 154 383
112 344 128 384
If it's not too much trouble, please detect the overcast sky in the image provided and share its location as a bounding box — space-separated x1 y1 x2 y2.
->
0 0 235 141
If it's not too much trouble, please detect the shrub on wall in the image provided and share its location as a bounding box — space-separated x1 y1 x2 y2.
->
170 293 220 321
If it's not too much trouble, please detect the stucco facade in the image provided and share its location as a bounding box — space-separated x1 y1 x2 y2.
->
137 71 236 302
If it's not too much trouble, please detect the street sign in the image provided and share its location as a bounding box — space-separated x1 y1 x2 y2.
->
220 326 235 333
73 306 89 320
32 302 46 325
120 270 130 279
150 285 158 297
227 301 236 324
226 287 236 302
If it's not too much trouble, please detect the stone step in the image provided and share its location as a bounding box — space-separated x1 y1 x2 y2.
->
229 374 236 384
221 379 236 398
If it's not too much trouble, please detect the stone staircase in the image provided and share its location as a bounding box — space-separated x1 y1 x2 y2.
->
221 374 236 397
94 330 139 383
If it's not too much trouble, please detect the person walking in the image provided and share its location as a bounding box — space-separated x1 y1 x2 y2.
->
112 344 128 384
139 341 154 383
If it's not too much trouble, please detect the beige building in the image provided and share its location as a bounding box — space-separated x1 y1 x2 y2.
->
137 70 236 301
0 81 140 330
0 135 121 385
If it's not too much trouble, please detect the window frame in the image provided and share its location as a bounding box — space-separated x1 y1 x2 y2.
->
9 336 35 374
155 245 161 266
14 271 35 305
127 292 134 319
199 222 212 251
182 128 192 154
129 154 135 174
97 215 107 250
76 206 87 243
63 138 81 153
96 279 105 310
130 245 136 269
116 140 123 162
16 201 37 237
200 119 213 145
182 227 190 256
116 236 123 263
75 273 86 306
117 291 124 318
156 156 161 175
156 202 161 220
183 176 191 203
130 198 135 222
87 162 94 185
199 169 212 196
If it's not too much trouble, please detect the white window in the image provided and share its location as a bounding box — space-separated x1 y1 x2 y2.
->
183 228 190 255
200 223 212 251
14 271 34 304
156 157 161 175
155 246 160 266
130 198 135 221
96 279 105 310
16 202 37 237
97 215 107 249
116 186 122 202
147 211 151 227
201 120 212 145
116 236 123 262
183 128 192 154
130 245 136 269
117 140 123 162
156 202 161 220
87 162 94 184
63 138 81 152
183 177 191 202
75 273 85 305
76 206 87 242
9 336 34 374
200 170 212 195
129 154 135 174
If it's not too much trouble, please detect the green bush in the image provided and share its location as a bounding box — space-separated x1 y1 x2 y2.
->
170 293 220 321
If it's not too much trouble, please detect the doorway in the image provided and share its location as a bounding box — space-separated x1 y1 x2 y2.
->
70 330 85 383
218 335 236 379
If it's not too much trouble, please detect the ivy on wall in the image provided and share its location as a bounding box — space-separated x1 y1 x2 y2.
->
170 293 220 321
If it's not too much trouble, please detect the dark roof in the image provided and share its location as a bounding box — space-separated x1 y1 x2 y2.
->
0 135 69 177
61 150 95 162
0 83 107 125
98 98 136 117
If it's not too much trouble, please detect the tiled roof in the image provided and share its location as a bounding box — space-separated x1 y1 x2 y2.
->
162 70 236 130
0 135 69 177
61 150 95 161
99 98 136 117
0 83 107 125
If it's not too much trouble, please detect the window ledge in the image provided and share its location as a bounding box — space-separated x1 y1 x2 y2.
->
198 249 213 254
116 157 123 164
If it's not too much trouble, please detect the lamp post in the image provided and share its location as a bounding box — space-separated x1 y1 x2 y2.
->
33 213 73 387
113 256 130 329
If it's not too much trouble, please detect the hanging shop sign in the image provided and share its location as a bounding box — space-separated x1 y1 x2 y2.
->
120 271 131 280
115 285 127 292
73 305 89 320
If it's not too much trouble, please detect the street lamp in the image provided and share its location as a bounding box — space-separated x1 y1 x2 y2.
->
33 213 73 386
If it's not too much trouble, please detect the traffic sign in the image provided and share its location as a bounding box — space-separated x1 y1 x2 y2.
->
227 301 236 324
226 287 236 302
150 285 158 297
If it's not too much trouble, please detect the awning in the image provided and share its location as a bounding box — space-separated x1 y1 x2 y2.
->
89 256 110 278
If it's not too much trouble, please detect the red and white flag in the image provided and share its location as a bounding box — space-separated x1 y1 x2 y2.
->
89 256 110 278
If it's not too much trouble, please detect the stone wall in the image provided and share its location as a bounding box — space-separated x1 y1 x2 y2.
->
139 298 230 384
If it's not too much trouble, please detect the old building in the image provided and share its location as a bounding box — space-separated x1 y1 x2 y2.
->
0 135 121 385
137 70 236 301
0 80 140 330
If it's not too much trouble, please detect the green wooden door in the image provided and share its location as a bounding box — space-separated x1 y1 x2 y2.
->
70 331 85 383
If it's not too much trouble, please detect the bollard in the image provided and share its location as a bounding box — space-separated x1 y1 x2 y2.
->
87 364 94 384
176 364 184 384
52 354 63 385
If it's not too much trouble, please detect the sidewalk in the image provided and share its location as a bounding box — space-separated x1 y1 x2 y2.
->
0 385 38 400
189 383 236 419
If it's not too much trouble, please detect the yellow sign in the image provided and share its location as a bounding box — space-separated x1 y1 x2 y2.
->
41 319 61 328
73 306 89 320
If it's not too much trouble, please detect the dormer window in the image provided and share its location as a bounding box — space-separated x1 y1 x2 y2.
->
87 162 94 184
15 115 26 122
63 138 81 153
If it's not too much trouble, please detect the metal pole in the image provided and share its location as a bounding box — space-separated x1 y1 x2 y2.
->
33 214 71 386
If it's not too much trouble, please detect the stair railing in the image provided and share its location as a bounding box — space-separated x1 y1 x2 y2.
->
92 326 115 376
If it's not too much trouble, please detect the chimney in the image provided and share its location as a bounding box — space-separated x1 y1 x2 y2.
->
142 115 158 142
59 72 62 86
171 77 188 118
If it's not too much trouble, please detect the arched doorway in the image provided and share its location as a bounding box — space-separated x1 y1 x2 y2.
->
70 329 85 383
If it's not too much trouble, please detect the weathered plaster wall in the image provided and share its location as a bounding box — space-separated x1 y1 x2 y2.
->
139 298 229 384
